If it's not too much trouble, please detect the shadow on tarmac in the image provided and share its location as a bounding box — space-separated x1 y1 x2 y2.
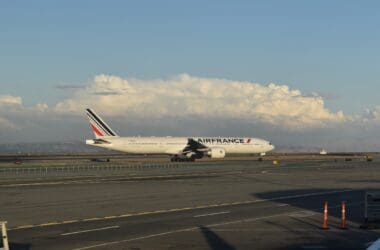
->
199 225 236 250
253 188 365 224
8 243 31 250
253 188 380 249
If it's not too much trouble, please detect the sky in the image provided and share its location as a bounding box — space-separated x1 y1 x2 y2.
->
1 1 380 151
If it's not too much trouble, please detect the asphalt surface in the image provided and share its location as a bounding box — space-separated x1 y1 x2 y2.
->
1 157 380 249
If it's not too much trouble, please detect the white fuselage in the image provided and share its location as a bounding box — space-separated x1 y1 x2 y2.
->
86 136 274 156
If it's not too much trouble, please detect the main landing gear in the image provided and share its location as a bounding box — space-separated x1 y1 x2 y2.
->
170 156 195 162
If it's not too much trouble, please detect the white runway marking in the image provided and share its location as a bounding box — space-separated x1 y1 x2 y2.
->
289 211 316 218
0 173 221 187
278 204 289 207
60 225 120 236
193 211 230 218
301 246 328 249
73 227 199 250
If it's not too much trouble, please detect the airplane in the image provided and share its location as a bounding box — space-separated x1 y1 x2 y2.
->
85 109 275 162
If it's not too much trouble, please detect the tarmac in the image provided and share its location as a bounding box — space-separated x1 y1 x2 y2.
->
1 155 380 249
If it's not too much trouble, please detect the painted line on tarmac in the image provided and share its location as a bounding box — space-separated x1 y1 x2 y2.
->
0 180 107 187
73 227 200 250
38 222 59 227
0 173 222 187
82 218 103 222
61 220 79 224
13 225 34 229
278 204 289 207
61 226 120 236
8 189 354 231
301 246 328 249
194 211 230 218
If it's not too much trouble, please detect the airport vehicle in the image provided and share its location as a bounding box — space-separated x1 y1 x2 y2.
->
85 109 274 161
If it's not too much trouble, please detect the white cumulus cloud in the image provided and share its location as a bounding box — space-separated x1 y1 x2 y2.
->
35 103 49 112
0 116 16 131
0 95 22 106
0 96 49 132
55 74 346 129
361 106 380 123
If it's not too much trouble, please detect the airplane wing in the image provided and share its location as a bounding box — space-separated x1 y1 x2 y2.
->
86 138 111 145
182 138 209 154
94 138 111 144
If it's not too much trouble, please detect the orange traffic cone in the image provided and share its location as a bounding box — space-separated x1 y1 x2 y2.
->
322 201 329 230
341 201 348 229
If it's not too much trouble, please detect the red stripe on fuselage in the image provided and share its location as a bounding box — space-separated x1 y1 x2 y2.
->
246 138 251 143
91 123 104 137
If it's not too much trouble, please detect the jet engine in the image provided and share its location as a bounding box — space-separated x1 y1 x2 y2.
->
207 147 226 159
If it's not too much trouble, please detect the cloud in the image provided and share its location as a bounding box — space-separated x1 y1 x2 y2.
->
35 103 49 112
362 106 380 123
310 91 341 101
55 74 346 129
0 116 17 130
0 96 49 132
0 95 22 106
0 95 22 131
55 84 86 90
1 74 380 151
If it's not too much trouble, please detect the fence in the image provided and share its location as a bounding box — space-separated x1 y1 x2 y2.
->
0 163 184 177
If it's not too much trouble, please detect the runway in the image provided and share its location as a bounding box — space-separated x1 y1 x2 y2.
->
1 156 380 249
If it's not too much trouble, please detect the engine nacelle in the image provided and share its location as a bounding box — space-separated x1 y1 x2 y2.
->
207 147 226 159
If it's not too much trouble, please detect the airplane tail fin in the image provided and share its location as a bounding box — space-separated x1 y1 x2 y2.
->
85 109 118 138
